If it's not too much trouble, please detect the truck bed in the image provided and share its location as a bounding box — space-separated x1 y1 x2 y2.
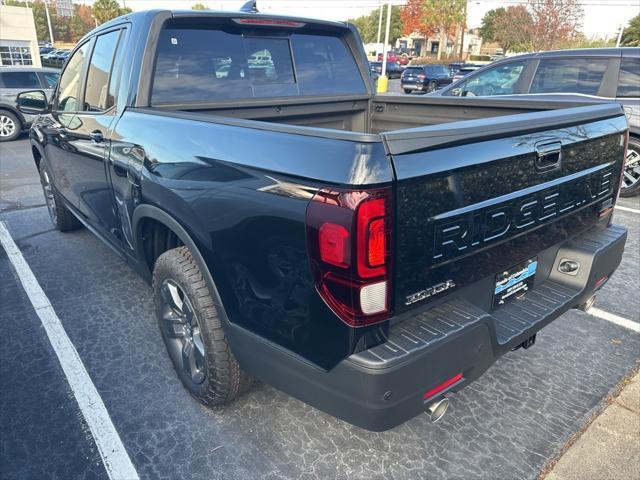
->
149 94 617 135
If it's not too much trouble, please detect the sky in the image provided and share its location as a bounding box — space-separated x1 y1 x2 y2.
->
108 0 639 39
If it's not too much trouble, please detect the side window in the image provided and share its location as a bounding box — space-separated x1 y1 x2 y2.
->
56 42 90 112
451 61 526 97
41 72 60 89
106 30 127 109
617 58 640 98
0 71 40 88
84 30 121 112
530 58 609 96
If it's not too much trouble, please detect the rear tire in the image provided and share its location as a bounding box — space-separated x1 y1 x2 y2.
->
620 137 640 197
403 89 412 94
38 163 83 232
0 110 21 142
153 246 252 406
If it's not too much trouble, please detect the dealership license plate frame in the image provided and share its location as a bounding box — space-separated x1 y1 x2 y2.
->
493 257 538 309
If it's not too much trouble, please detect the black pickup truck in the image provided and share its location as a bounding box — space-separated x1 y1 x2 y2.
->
19 9 628 431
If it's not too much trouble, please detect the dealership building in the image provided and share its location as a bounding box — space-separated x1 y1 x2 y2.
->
0 4 42 67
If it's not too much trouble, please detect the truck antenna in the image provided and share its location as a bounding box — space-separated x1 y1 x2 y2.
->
240 0 258 13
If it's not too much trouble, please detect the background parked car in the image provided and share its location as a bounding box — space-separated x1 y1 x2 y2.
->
369 61 403 79
0 67 59 142
433 47 640 196
42 49 70 67
451 65 480 82
401 64 452 93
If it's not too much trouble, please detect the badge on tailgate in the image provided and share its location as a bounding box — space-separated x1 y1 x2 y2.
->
493 257 537 308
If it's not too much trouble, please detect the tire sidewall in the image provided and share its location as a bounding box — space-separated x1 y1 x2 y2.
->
0 110 21 142
620 137 640 197
152 248 231 402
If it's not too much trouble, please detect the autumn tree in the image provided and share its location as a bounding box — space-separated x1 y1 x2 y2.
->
349 5 403 46
621 14 640 47
401 0 465 59
191 3 208 10
480 6 533 53
527 0 583 51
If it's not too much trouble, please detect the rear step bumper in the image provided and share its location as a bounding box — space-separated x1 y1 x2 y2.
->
230 224 626 431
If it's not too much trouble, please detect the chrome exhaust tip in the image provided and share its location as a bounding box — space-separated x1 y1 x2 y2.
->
576 294 596 312
425 397 450 423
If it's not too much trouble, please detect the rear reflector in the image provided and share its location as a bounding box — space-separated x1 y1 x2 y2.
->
594 275 609 289
423 373 463 401
232 18 306 27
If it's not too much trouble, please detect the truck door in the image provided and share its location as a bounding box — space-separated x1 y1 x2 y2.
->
63 28 126 250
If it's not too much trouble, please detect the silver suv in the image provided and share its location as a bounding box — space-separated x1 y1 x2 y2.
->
0 67 59 142
432 48 640 196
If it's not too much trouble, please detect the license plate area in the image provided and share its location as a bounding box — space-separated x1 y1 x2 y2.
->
493 257 537 309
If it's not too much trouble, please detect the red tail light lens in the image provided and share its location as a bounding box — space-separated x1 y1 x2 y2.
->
306 187 392 327
319 223 349 267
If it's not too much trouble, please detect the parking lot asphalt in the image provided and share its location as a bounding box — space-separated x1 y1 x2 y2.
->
1 135 639 480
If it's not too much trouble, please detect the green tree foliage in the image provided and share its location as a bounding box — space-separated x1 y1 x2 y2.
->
479 7 505 44
621 14 640 47
191 3 208 10
480 6 533 53
348 5 403 46
92 0 130 25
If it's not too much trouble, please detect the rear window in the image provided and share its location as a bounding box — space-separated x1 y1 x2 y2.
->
427 65 450 76
617 57 640 98
0 71 40 88
151 24 366 104
405 67 423 74
530 58 609 96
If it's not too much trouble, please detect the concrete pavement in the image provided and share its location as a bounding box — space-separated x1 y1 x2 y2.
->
544 371 640 480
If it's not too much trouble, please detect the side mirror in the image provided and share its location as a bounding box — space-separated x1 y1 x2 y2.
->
451 88 462 97
17 90 49 115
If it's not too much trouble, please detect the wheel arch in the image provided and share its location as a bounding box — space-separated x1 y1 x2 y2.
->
131 204 231 326
0 104 26 128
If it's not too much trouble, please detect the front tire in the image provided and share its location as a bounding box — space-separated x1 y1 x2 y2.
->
39 163 83 231
153 246 252 406
0 110 21 142
620 137 640 197
426 81 437 93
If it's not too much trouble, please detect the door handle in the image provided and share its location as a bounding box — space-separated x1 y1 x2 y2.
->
90 130 104 143
535 141 562 172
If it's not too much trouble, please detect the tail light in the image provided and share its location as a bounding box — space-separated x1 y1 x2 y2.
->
306 187 393 327
418 74 426 80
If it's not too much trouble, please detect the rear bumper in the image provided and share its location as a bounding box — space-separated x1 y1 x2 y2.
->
229 224 627 431
401 82 426 91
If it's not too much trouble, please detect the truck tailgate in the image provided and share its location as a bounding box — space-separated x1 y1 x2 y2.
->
381 104 628 315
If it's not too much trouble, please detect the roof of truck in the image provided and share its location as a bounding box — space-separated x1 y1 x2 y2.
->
93 8 349 34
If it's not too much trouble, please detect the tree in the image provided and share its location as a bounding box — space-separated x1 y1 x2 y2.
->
494 6 533 53
92 0 130 25
527 0 583 51
401 0 465 59
621 14 640 47
191 3 208 9
479 7 505 45
348 5 403 46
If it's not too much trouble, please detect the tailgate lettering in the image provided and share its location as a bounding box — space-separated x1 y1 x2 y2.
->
432 167 613 261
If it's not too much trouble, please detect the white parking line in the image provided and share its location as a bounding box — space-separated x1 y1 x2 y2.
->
588 307 640 333
615 205 640 214
0 222 139 480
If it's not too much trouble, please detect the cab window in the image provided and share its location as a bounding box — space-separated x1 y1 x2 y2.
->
448 61 526 97
84 30 121 112
56 43 90 112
